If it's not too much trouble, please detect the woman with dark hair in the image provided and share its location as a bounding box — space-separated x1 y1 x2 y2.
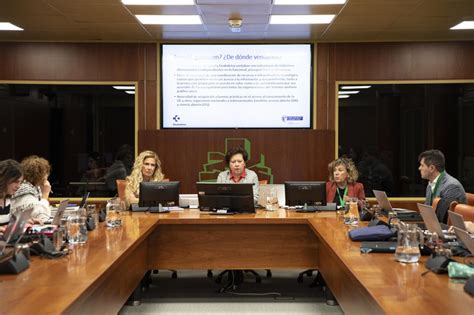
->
11 155 52 223
0 159 23 228
217 146 259 203
326 157 365 207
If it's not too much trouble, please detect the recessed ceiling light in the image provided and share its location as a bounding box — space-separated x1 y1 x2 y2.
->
451 21 474 30
0 22 23 31
269 15 335 24
338 91 359 95
122 0 194 5
338 95 350 99
125 91 136 94
341 85 371 89
136 15 202 25
274 0 346 4
113 86 135 90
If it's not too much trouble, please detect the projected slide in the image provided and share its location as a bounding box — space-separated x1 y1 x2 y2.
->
162 44 312 128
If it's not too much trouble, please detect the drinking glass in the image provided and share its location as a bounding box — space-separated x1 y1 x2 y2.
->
53 228 65 251
344 197 359 225
106 198 123 228
87 204 99 228
67 212 81 244
265 188 279 211
77 208 88 243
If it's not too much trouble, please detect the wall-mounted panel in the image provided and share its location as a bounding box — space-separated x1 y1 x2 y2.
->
139 129 335 193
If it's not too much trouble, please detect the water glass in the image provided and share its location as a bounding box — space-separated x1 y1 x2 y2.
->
67 209 88 244
348 198 360 220
343 197 359 225
336 206 346 220
87 204 99 228
52 228 65 251
106 198 123 228
67 213 81 244
265 189 279 211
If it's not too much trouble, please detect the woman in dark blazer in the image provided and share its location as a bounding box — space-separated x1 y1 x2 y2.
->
326 157 365 207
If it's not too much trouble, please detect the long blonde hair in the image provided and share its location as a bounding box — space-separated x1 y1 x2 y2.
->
126 150 164 196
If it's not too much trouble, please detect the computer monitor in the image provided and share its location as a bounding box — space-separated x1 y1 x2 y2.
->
196 182 255 213
284 181 326 207
139 181 180 207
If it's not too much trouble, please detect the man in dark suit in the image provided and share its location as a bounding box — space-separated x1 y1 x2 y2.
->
418 149 467 223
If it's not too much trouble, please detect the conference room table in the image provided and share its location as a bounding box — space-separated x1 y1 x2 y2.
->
0 209 472 314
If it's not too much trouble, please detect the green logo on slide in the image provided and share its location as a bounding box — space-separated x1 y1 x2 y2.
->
199 138 273 183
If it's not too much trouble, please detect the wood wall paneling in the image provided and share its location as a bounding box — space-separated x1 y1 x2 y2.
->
0 42 157 132
139 129 335 193
318 41 474 131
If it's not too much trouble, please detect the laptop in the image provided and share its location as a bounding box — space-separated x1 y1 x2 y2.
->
257 184 286 208
448 210 468 231
0 207 34 256
44 199 69 225
453 227 474 254
373 190 422 220
448 211 474 239
373 190 413 212
417 203 455 240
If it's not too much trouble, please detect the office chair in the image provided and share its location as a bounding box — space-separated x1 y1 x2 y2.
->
454 203 474 222
466 193 474 206
116 179 127 201
297 269 315 283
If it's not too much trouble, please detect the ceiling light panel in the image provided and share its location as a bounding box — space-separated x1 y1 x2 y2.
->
122 0 195 5
274 0 346 4
270 15 335 24
0 22 23 31
136 15 202 24
451 21 474 30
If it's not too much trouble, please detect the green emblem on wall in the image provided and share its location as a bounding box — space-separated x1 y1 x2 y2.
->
199 138 273 184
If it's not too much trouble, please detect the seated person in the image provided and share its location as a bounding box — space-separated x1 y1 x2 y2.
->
418 149 467 223
217 146 259 204
103 144 133 196
81 152 106 182
326 157 365 207
125 150 165 208
11 155 52 223
0 159 23 232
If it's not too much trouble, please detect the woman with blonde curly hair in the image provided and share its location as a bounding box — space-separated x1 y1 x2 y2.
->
11 155 52 222
326 157 365 207
125 150 165 206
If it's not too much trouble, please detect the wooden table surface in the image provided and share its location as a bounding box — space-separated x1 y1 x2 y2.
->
0 209 472 314
308 216 474 314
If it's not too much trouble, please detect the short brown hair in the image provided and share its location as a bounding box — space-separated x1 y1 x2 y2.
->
328 157 359 183
21 155 51 186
